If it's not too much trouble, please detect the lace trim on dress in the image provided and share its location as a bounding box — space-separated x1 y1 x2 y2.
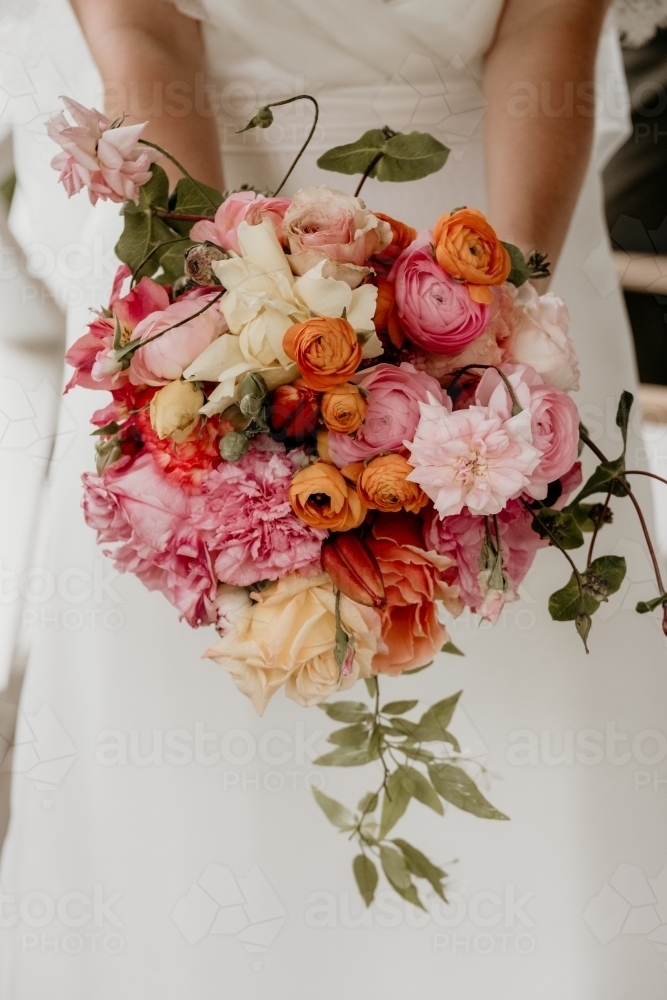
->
613 0 667 47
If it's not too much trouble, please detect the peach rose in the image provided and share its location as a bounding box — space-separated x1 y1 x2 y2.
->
283 186 392 267
367 514 460 675
433 208 511 305
289 461 366 531
321 383 367 434
283 316 362 391
205 573 381 713
373 276 404 349
358 454 429 514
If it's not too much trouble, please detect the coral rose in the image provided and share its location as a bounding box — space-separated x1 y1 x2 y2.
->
393 244 489 354
433 208 511 305
358 454 429 514
283 316 362 390
289 462 366 531
367 514 460 675
204 573 381 713
321 383 367 434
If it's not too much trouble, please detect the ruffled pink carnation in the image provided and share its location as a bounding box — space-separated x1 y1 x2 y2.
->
47 97 156 205
129 291 226 385
191 191 291 255
392 243 489 354
328 362 444 467
82 453 216 626
189 438 325 587
405 398 541 517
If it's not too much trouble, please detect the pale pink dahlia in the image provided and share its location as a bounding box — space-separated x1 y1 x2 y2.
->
47 97 156 205
405 399 541 517
188 438 325 587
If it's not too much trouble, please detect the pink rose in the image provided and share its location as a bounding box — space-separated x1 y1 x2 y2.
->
82 453 216 626
128 291 226 385
508 283 580 391
189 437 324 587
392 243 489 354
328 362 445 467
65 265 170 392
191 191 291 256
47 97 156 205
282 186 391 270
475 365 580 500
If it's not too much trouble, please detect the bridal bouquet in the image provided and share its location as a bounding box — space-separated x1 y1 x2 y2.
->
50 95 666 908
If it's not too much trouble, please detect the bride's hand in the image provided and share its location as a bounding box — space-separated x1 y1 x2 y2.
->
484 0 613 282
69 0 224 190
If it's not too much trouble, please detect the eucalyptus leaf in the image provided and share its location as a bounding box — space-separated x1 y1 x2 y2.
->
428 763 509 820
319 701 371 723
313 745 380 767
393 839 447 900
414 693 462 742
353 855 378 907
401 766 443 815
380 846 425 909
382 700 418 715
358 791 379 814
312 789 356 829
379 772 411 837
327 723 371 747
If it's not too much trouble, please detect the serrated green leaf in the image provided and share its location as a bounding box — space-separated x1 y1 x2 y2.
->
402 766 443 815
319 701 371 723
441 641 464 656
379 772 411 837
312 789 356 829
393 839 447 900
428 763 509 820
382 700 418 716
353 855 378 907
327 722 371 747
380 846 425 909
532 508 584 550
503 242 532 287
313 745 380 767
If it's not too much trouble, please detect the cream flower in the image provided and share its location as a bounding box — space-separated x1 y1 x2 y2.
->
204 573 381 714
510 283 580 392
184 219 382 415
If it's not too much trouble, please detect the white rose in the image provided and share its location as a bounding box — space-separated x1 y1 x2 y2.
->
149 379 204 442
510 283 580 392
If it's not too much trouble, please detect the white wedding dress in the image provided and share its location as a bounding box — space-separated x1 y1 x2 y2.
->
1 2 667 997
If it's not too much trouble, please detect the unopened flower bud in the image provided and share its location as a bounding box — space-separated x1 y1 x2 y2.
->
220 430 249 462
238 372 268 402
150 380 204 443
95 438 121 475
184 242 228 286
322 533 386 609
268 379 319 441
238 106 274 133
239 394 262 418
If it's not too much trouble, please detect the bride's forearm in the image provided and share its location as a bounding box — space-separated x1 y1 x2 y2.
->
483 0 611 273
69 0 223 190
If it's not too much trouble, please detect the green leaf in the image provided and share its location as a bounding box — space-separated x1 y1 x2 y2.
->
615 391 634 456
167 177 223 236
401 766 443 815
327 723 371 747
441 641 464 656
319 701 371 723
584 555 626 603
532 507 584 549
503 242 532 287
313 745 380 767
358 791 379 813
428 763 509 820
317 128 449 183
90 421 120 437
379 771 412 837
569 503 597 533
570 457 625 505
364 677 378 697
353 855 378 907
400 745 435 764
393 839 447 900
115 165 190 283
382 700 418 715
312 789 356 829
548 572 597 622
636 593 667 614
402 661 432 675
380 846 425 909
414 693 462 742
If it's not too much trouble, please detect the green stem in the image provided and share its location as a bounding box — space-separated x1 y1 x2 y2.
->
520 497 586 598
153 208 215 223
261 95 320 197
354 151 385 197
131 236 192 284
624 469 667 488
115 289 224 362
586 488 612 569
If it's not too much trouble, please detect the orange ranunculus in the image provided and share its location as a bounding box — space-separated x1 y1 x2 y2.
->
283 317 362 391
432 208 511 305
357 454 428 514
289 461 366 531
321 382 367 434
373 276 404 349
367 513 460 675
373 212 418 262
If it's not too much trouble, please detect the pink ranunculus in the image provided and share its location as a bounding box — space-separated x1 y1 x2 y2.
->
475 365 580 501
327 362 445 467
282 185 392 268
47 97 157 205
82 453 216 626
65 265 170 392
508 283 580 391
188 437 325 587
392 243 490 354
190 191 291 256
405 397 541 517
424 499 546 619
128 292 226 386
